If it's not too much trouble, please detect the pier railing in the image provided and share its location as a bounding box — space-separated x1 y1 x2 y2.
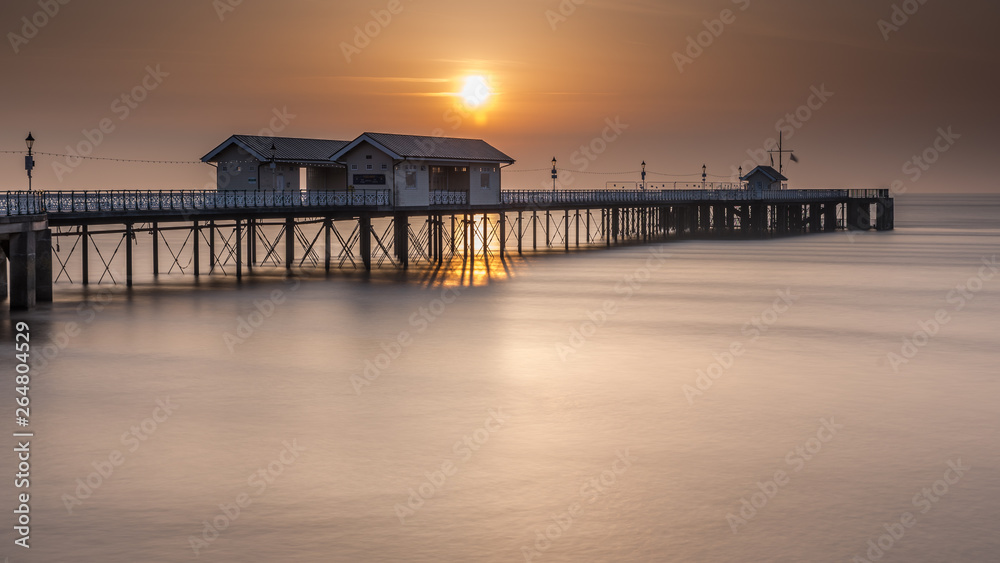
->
38 189 391 214
3 188 891 217
430 191 468 205
1 191 46 216
501 188 890 205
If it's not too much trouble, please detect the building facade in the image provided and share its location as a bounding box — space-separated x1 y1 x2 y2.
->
202 132 515 206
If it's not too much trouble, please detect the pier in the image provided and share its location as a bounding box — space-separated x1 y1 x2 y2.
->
1 187 893 310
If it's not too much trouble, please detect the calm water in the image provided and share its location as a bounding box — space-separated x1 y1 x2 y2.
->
2 194 999 562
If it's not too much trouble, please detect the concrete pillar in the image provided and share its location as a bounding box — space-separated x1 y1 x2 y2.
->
9 230 36 310
36 228 52 302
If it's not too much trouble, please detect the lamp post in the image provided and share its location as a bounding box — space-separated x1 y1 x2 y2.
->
738 166 743 190
551 157 557 192
702 164 707 190
25 132 35 192
641 160 646 190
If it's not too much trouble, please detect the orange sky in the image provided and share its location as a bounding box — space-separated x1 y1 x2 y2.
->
0 0 996 192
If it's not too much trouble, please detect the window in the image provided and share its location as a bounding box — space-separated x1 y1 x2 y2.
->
481 173 490 189
381 164 388 170
221 165 228 172
366 164 374 171
365 155 373 160
236 166 242 172
406 171 417 189
247 178 256 185
351 164 358 170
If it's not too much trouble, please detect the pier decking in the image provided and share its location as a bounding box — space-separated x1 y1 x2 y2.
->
1 188 893 310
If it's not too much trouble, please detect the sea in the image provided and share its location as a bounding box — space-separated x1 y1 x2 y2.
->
2 193 998 562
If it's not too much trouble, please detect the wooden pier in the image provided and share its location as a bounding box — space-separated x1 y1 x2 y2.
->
1 188 893 310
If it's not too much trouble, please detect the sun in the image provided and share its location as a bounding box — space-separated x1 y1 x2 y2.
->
459 75 492 109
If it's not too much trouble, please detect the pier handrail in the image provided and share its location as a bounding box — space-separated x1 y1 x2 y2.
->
37 189 391 214
3 188 891 216
1 191 46 217
500 188 889 206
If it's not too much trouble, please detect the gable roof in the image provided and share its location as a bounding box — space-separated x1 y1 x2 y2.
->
202 135 351 164
330 132 515 163
741 165 788 182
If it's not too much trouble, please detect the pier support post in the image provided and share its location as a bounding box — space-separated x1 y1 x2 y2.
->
209 221 216 273
35 228 52 303
876 199 895 231
126 223 134 288
324 218 332 273
152 222 159 276
235 219 242 282
395 213 409 269
247 219 254 273
532 211 537 251
499 212 506 259
517 211 523 255
193 221 200 277
427 217 434 261
81 224 89 286
360 216 372 271
565 209 570 252
847 201 871 231
9 230 36 310
483 214 489 260
824 204 838 231
285 217 295 271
